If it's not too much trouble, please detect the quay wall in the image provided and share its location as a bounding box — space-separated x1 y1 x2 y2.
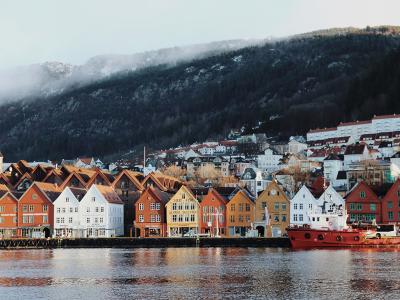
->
0 237 290 249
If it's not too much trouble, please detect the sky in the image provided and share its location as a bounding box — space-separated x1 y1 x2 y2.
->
1 0 400 69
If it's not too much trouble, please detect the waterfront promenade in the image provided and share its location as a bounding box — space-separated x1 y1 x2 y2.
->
0 237 290 249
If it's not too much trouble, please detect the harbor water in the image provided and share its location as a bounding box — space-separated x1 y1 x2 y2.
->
0 247 399 299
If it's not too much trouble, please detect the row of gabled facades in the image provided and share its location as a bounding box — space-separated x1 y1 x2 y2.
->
2 160 400 239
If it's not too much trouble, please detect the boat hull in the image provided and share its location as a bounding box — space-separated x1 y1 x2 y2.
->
287 228 400 249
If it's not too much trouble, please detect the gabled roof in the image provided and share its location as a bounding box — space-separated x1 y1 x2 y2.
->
344 144 367 155
95 185 123 204
146 186 172 204
86 170 112 187
69 187 87 201
112 169 144 191
13 172 33 189
0 184 10 198
22 182 62 203
206 188 228 204
61 172 88 189
0 191 18 203
43 168 64 183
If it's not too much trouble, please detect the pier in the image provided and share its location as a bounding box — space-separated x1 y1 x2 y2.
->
0 237 290 249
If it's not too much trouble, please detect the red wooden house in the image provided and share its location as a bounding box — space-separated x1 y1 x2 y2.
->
0 187 19 238
134 186 171 237
345 181 381 223
381 179 400 224
18 182 61 238
199 188 227 236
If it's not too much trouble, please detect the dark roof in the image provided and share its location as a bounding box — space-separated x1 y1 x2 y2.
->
215 186 236 197
344 144 366 155
336 171 347 180
69 187 87 201
151 187 172 204
392 152 400 158
324 153 344 161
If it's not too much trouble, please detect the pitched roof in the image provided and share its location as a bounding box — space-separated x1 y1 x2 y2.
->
112 169 144 190
95 185 123 204
69 187 87 201
148 186 172 204
0 184 10 198
344 144 366 155
34 182 62 202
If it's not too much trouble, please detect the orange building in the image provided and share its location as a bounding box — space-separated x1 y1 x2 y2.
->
0 185 18 238
199 188 227 237
226 188 255 237
18 182 61 238
134 186 171 237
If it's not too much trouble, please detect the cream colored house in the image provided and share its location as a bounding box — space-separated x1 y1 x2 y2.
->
166 185 200 237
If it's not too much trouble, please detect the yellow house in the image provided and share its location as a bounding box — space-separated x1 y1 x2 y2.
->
255 180 290 237
166 185 200 237
226 188 255 237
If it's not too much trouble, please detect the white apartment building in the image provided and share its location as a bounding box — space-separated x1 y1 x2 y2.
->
53 187 86 238
257 148 282 172
307 114 400 142
79 185 124 237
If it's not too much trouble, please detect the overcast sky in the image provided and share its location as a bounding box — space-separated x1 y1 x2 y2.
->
1 0 399 69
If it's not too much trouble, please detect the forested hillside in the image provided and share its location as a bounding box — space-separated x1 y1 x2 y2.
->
1 26 400 161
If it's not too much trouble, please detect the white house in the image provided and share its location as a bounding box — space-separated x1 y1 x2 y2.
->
343 144 370 170
53 187 86 238
288 137 307 154
79 185 124 237
290 185 318 226
323 154 344 186
257 148 282 172
316 185 345 212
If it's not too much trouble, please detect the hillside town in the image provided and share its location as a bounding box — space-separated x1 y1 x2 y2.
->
1 113 400 239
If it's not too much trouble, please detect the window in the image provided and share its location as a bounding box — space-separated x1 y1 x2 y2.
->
182 193 186 199
230 215 235 222
87 218 90 224
32 194 37 200
69 217 73 224
282 203 287 211
94 218 98 223
299 214 303 222
245 204 250 211
155 203 160 210
156 215 161 222
86 207 90 213
274 202 279 211
150 215 156 222
57 207 61 213
299 204 303 210
360 191 366 199
69 207 73 213
172 215 177 222
293 214 298 222
239 204 243 211
150 203 156 210
62 208 66 213
29 205 34 212
66 197 69 202
184 215 189 222
41 204 47 212
231 204 235 211
0 217 3 223
190 214 195 222
387 201 393 209
0 206 4 213
75 207 78 213
246 215 250 222
100 217 103 223
370 204 376 212
388 212 393 220
261 202 267 209
308 203 312 209
172 203 177 210
139 203 144 211
139 215 144 222
350 203 355 210
282 215 287 222
43 215 48 223
274 215 279 222
294 203 298 210
92 197 96 202
60 217 65 224
178 215 183 222
95 207 99 213
56 218 60 224
100 207 104 213
238 215 243 222
357 203 363 211
23 205 28 212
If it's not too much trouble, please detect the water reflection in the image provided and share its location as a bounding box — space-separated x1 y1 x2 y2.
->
0 248 399 299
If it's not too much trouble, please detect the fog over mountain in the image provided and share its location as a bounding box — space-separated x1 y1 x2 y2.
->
0 39 264 103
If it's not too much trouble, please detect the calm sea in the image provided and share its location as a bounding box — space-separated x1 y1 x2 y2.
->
0 247 399 299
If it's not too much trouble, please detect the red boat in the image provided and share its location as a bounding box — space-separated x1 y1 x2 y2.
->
287 208 400 248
